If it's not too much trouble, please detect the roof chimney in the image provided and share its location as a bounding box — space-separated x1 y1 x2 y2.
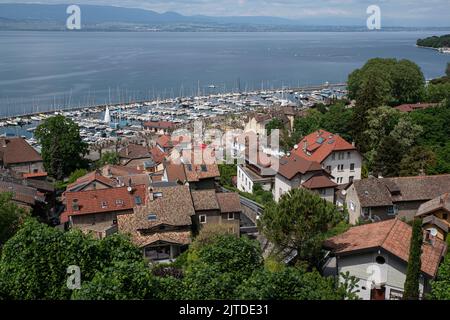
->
303 140 308 152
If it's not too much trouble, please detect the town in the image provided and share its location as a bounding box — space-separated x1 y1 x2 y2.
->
0 58 449 301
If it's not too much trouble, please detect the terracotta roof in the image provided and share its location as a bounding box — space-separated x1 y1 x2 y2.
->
101 165 144 177
394 103 438 113
216 192 242 213
417 193 450 217
118 185 195 247
354 175 450 208
184 163 220 182
191 190 220 211
165 163 187 183
324 219 447 278
116 174 152 188
118 144 151 159
0 137 43 165
0 180 44 206
149 146 167 164
144 121 176 130
66 171 117 192
292 130 356 163
302 174 338 190
64 185 146 217
277 153 324 180
23 172 48 179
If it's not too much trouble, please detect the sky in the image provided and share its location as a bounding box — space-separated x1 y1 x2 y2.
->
1 0 450 26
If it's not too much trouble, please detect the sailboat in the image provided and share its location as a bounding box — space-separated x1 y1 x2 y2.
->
104 107 111 124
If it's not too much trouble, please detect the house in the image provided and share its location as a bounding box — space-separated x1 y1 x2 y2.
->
61 185 146 239
143 121 176 135
0 179 47 212
345 175 450 224
244 114 272 136
163 162 220 190
0 137 45 174
274 152 337 203
66 170 117 192
416 193 450 241
292 130 362 185
191 190 242 235
118 143 155 171
237 150 276 194
323 219 447 300
118 184 195 262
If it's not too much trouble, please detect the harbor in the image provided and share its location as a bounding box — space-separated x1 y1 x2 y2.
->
0 83 347 152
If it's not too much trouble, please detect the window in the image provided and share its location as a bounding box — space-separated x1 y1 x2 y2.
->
443 213 448 220
201 164 207 172
349 201 355 211
115 199 124 206
349 176 354 183
376 256 386 265
134 196 142 205
347 152 351 159
153 192 163 199
338 152 345 160
336 177 343 184
331 153 335 160
101 201 108 208
199 215 207 224
186 164 192 171
387 206 396 216
389 289 404 300
350 163 355 172
326 166 332 172
319 189 327 196
147 214 157 221
363 207 370 217
228 212 234 220
338 164 344 172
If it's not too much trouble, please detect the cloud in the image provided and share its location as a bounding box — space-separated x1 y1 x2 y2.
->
0 0 449 26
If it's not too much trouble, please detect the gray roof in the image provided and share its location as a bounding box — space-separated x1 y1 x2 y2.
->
354 175 450 208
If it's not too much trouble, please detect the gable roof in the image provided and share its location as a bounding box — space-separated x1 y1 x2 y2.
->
149 146 167 164
101 165 144 177
66 171 117 192
0 180 45 206
417 193 450 217
165 162 187 183
324 219 447 278
277 153 324 180
394 103 438 113
216 192 242 213
118 144 151 160
302 174 337 190
183 163 220 182
292 130 356 163
354 175 450 208
191 190 220 211
64 185 146 218
0 137 43 165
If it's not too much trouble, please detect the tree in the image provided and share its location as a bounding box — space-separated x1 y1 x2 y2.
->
237 267 345 300
0 192 28 247
403 218 423 300
372 135 403 177
34 115 88 180
183 234 263 299
259 188 342 267
97 151 120 167
429 253 450 300
67 169 89 184
400 146 437 176
265 117 284 136
0 218 142 300
446 62 450 78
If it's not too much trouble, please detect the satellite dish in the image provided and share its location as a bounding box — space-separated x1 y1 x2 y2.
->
127 186 133 193
294 144 299 150
429 228 438 237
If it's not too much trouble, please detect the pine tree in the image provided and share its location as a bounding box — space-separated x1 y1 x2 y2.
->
403 218 423 300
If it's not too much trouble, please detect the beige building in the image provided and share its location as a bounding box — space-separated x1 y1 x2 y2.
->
0 137 45 174
416 193 450 241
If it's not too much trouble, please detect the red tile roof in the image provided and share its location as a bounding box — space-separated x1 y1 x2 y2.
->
0 137 43 165
149 146 167 164
63 185 146 218
66 171 117 192
292 130 356 163
302 174 337 190
23 172 48 179
118 144 151 159
394 103 438 113
324 219 447 278
278 153 324 180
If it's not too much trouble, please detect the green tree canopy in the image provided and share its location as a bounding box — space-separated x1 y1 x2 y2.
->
403 218 423 300
34 115 88 180
97 151 120 167
399 146 437 176
429 252 450 300
259 188 342 267
0 192 28 247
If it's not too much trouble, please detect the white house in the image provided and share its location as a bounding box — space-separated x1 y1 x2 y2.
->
292 130 362 185
323 219 447 300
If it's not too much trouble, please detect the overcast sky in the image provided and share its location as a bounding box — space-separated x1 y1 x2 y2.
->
1 1 450 26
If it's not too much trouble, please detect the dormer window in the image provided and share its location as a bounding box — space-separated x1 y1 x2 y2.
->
116 199 124 206
101 201 108 208
134 196 142 205
153 192 163 199
147 214 157 221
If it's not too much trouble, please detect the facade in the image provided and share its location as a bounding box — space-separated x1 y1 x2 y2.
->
324 219 447 300
345 175 450 224
274 152 337 203
0 137 45 174
416 193 450 241
118 184 195 262
61 185 146 239
292 130 362 185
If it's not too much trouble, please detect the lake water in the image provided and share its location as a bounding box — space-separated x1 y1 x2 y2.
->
0 31 449 117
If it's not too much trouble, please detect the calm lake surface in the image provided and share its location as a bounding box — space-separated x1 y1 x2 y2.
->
0 31 449 117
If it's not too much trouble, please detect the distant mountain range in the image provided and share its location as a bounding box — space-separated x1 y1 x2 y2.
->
0 3 448 31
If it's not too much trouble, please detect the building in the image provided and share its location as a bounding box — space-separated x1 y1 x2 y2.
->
61 185 146 239
143 121 176 135
274 152 337 203
416 193 450 241
394 103 438 113
244 114 272 136
0 179 47 212
0 137 45 174
191 190 242 235
118 184 195 262
324 219 447 300
345 175 450 224
118 143 155 171
66 170 117 192
237 151 276 194
163 162 220 190
292 130 362 185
